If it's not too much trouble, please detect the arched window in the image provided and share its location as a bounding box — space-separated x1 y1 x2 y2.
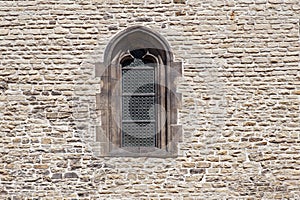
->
96 26 182 157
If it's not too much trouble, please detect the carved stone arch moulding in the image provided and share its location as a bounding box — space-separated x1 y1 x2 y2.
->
95 26 182 157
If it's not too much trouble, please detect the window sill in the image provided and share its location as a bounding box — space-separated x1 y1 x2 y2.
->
103 147 177 158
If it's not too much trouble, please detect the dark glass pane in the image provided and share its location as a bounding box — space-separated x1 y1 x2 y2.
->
121 57 134 67
130 49 146 59
122 122 155 147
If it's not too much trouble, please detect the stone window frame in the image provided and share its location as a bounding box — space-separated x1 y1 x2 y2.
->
95 26 182 157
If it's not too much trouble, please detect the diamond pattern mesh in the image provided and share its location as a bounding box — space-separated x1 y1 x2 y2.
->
123 96 155 121
122 70 155 94
121 58 156 147
122 122 155 147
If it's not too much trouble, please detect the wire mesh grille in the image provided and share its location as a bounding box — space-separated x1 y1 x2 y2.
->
122 96 155 121
122 70 155 93
121 58 157 147
122 122 156 147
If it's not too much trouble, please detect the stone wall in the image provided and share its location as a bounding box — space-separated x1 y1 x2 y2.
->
0 0 299 199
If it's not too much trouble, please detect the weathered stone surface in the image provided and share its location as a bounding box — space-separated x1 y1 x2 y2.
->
64 172 79 178
51 173 62 179
34 165 49 169
190 168 205 174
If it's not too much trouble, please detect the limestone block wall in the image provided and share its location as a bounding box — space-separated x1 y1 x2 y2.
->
0 0 299 199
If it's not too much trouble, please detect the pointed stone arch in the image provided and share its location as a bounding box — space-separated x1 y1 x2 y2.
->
103 25 173 66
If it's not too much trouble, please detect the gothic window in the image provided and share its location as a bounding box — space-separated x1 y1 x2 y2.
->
95 26 182 157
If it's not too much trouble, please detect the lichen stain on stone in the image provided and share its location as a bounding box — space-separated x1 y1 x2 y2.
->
0 81 8 93
230 11 235 20
175 10 186 16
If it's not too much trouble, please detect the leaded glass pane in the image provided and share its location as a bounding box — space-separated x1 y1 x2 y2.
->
127 58 144 67
122 70 155 94
122 122 155 147
121 57 156 147
122 96 155 121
